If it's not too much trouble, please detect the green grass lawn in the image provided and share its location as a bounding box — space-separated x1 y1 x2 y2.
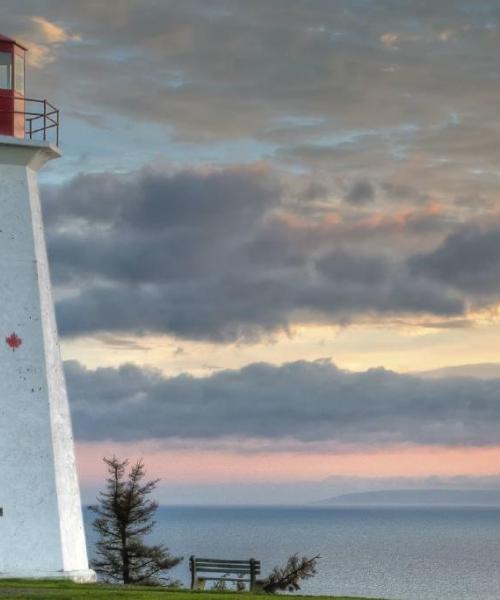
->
0 580 387 600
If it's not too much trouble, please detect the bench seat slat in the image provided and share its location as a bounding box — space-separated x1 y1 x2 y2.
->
196 565 258 573
195 562 255 568
195 561 260 569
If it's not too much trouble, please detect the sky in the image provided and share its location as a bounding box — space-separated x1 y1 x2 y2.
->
4 0 500 504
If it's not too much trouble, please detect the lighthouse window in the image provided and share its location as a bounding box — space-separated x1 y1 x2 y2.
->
14 53 24 95
0 52 12 90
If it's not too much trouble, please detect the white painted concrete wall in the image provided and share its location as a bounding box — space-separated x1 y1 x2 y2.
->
0 137 95 581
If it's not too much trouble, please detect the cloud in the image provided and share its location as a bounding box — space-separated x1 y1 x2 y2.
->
409 224 500 296
16 16 81 68
439 29 454 42
345 179 376 205
380 32 401 48
0 0 498 225
3 0 497 147
41 165 465 342
31 16 80 44
0 2 492 342
66 358 500 447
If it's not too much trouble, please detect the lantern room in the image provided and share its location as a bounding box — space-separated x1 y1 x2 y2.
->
0 34 26 138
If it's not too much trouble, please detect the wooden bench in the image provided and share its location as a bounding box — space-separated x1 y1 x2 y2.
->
189 556 261 591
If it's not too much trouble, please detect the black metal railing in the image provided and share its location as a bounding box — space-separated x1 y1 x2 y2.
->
25 98 59 145
0 97 60 145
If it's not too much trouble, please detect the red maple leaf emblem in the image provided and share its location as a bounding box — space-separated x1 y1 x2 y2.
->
6 332 22 351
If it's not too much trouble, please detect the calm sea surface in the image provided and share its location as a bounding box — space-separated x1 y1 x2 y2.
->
84 505 500 600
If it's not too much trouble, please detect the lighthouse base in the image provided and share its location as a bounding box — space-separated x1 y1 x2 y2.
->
0 569 97 583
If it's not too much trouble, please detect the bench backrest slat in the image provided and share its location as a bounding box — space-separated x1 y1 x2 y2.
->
195 558 260 566
194 566 260 575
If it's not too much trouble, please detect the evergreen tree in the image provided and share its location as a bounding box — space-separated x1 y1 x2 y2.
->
90 456 182 585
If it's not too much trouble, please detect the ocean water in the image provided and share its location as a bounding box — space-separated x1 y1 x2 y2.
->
84 505 500 600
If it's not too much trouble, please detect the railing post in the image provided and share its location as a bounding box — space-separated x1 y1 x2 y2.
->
43 99 47 141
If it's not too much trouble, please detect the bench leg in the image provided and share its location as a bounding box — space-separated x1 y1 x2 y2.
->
250 558 257 591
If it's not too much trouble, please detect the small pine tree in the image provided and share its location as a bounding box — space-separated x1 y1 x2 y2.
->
90 456 182 585
263 553 320 593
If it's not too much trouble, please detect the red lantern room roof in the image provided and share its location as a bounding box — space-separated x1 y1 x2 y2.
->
0 34 27 50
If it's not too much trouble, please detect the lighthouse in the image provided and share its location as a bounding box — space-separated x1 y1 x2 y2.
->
0 35 95 581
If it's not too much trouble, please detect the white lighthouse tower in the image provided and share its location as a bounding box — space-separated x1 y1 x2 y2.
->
0 34 95 581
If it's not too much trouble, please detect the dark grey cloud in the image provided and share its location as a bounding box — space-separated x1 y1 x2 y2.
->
66 358 500 446
410 224 500 296
299 182 329 202
41 166 465 341
345 179 376 205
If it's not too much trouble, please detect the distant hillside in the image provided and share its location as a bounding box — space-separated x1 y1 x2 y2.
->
317 489 500 506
